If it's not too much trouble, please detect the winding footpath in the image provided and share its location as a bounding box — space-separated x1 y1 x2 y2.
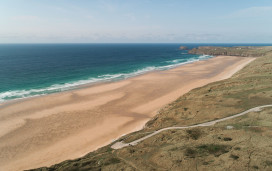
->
111 104 272 149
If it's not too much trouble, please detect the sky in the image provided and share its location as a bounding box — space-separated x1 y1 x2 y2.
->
0 0 272 43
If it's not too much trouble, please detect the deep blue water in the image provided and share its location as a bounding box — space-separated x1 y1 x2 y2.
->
0 43 271 102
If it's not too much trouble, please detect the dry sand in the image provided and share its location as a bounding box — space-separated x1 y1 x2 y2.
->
0 56 255 171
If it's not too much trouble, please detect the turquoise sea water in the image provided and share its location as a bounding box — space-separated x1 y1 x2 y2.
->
0 43 270 102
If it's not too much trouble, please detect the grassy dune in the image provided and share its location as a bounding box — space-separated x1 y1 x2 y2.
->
146 48 272 130
31 47 272 171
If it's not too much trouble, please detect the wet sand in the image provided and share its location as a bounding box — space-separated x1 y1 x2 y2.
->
0 56 255 171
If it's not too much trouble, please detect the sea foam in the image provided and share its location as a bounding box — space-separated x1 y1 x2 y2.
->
0 55 212 103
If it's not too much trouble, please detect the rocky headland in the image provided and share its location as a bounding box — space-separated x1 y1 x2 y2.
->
189 46 272 57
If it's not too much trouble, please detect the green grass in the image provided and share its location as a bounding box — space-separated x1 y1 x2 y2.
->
186 128 202 140
230 154 239 160
197 144 231 157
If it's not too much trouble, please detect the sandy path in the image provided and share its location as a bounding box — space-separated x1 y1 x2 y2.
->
0 56 254 171
112 104 272 149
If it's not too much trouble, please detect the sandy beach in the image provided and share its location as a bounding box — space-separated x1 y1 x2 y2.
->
0 56 255 171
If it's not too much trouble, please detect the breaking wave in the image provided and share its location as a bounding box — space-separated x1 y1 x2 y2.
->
0 54 213 103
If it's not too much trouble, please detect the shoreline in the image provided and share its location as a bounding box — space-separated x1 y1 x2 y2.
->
0 56 255 171
0 55 211 107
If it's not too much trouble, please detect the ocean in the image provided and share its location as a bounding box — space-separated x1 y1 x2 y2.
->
0 43 270 103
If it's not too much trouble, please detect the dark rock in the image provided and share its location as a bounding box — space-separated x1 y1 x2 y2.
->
179 46 188 50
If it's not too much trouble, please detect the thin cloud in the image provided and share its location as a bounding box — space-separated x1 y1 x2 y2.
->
100 1 116 12
50 6 68 13
10 15 40 22
179 33 223 42
86 15 95 20
229 6 272 18
124 13 136 21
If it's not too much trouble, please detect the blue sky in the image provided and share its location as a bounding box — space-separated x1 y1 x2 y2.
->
1 0 272 43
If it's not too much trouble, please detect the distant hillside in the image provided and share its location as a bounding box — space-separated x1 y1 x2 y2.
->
189 46 272 57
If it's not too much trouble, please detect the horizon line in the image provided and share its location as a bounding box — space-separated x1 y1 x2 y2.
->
1 42 272 44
